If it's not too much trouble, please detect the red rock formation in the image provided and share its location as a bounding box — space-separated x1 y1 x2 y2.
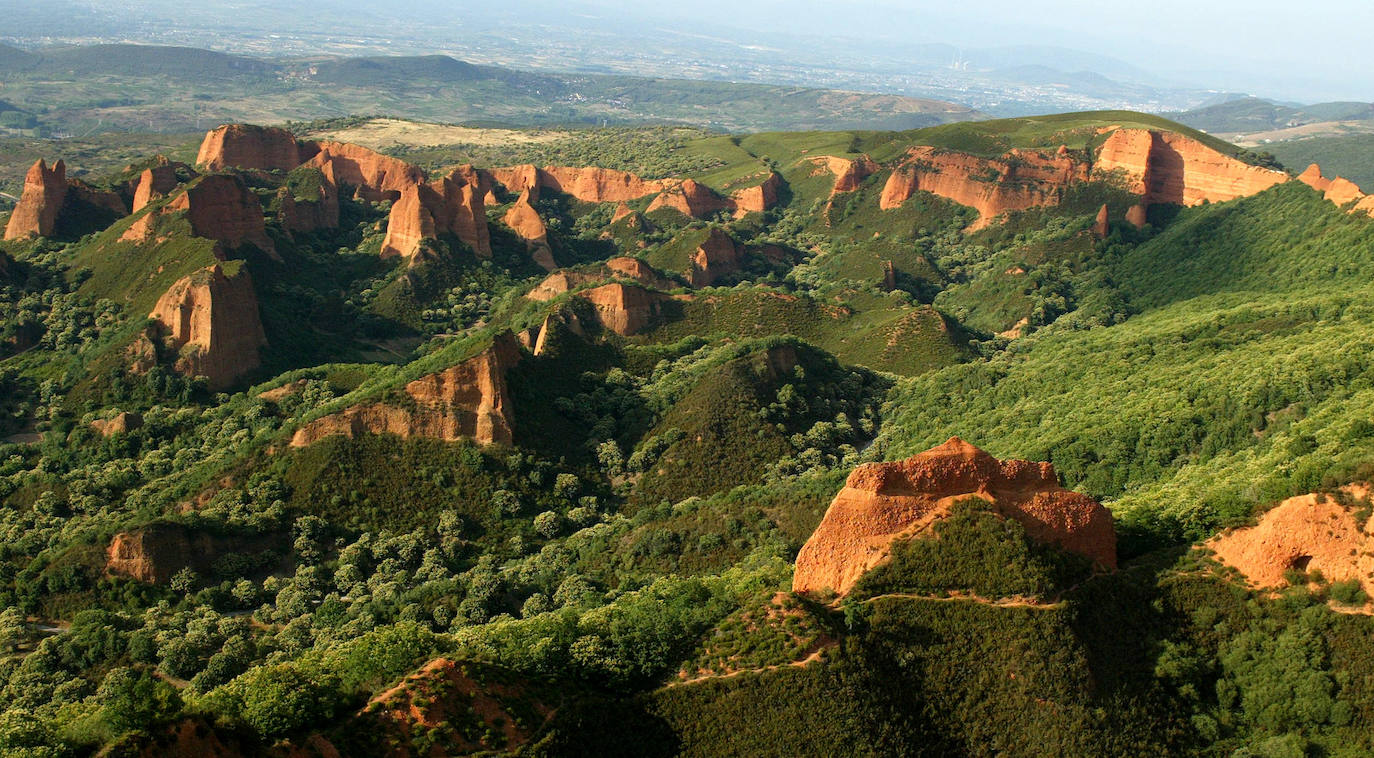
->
1356 195 1374 218
811 155 879 196
196 124 310 172
148 264 266 390
1094 128 1288 207
1092 204 1109 238
107 524 237 584
503 190 556 270
689 227 741 287
526 257 675 301
1326 177 1365 207
880 147 1090 229
1124 203 1149 228
381 170 491 260
578 283 667 336
277 162 340 233
646 178 734 219
306 141 425 203
489 164 541 200
4 159 67 240
1297 164 1332 193
131 159 183 213
792 437 1116 596
539 166 670 203
166 175 276 256
291 332 521 448
730 172 783 215
1208 486 1374 599
611 202 635 223
91 411 143 437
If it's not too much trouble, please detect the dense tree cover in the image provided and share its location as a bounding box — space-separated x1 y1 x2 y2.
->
2 116 1374 757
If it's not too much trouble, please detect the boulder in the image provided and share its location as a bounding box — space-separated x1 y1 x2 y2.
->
291 332 521 448
792 437 1117 596
148 264 267 390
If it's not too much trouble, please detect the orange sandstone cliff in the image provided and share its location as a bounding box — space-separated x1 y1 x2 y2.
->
277 161 340 234
168 174 277 256
503 190 557 270
579 282 666 336
131 159 184 213
1095 129 1288 212
792 437 1117 596
196 124 311 173
689 227 742 287
4 159 68 240
148 264 267 390
381 170 491 260
881 146 1089 229
290 332 522 448
306 141 425 203
526 257 677 302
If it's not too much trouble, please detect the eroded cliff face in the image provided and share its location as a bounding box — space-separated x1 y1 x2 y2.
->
579 283 666 336
792 437 1117 596
1297 164 1374 216
126 174 277 256
277 162 340 234
881 146 1090 229
290 332 521 448
4 159 68 240
811 155 879 196
107 524 245 584
689 227 742 287
148 264 267 390
131 160 183 213
196 124 310 173
730 172 783 215
539 166 671 203
503 190 557 271
526 257 676 301
306 141 425 203
380 170 491 260
1208 486 1374 600
1095 129 1288 211
646 178 734 219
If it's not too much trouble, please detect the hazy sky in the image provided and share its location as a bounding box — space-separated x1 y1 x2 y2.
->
549 0 1374 101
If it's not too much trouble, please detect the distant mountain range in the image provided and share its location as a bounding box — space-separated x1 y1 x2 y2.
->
0 43 980 135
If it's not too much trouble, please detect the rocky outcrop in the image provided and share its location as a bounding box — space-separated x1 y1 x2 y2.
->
107 524 250 584
148 264 267 390
91 411 143 437
1297 164 1332 193
811 155 879 196
503 190 557 270
880 147 1089 229
730 172 783 215
646 178 734 219
131 160 183 213
277 162 340 234
689 227 742 287
306 141 425 203
173 175 276 255
1291 164 1374 217
1357 195 1374 218
539 166 670 203
792 437 1117 596
526 257 676 301
579 283 666 336
196 124 312 173
4 159 67 240
380 169 491 260
1092 204 1110 238
1208 486 1374 599
1094 129 1288 208
290 332 521 448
